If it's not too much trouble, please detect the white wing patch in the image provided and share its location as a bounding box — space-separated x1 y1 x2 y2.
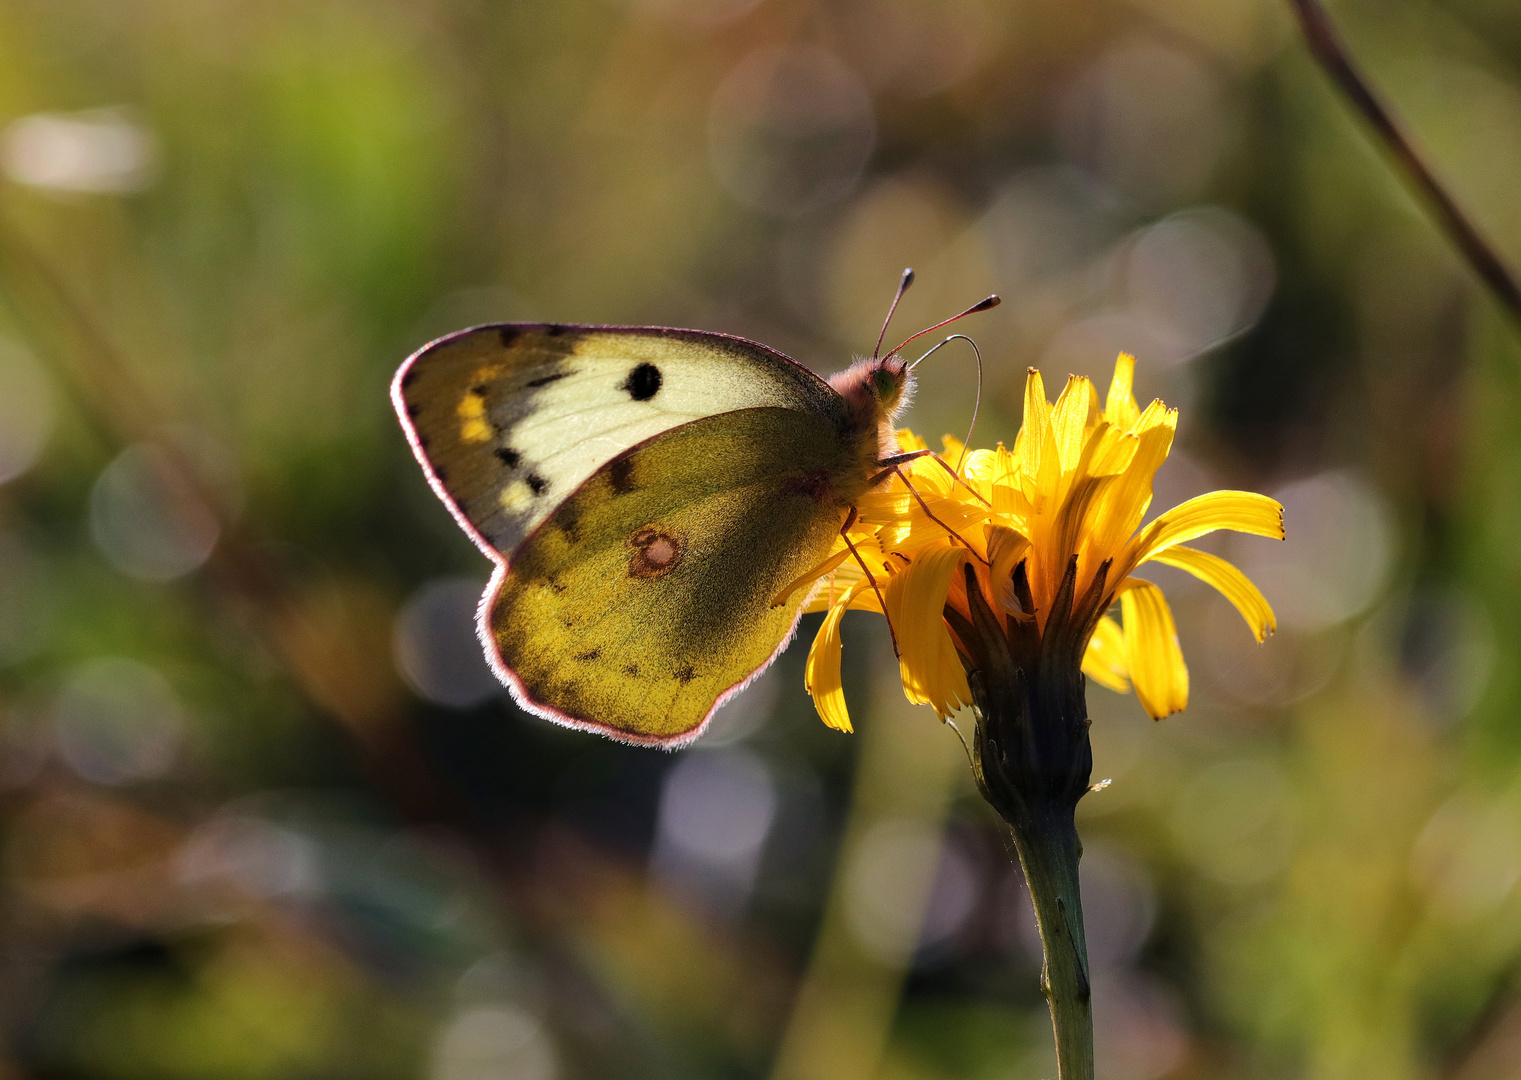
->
394 324 845 559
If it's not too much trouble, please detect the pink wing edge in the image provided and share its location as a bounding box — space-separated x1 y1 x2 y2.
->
390 322 833 750
474 563 814 750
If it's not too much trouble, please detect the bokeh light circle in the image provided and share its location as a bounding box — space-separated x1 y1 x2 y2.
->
708 45 875 216
89 444 220 582
394 577 500 709
53 656 185 785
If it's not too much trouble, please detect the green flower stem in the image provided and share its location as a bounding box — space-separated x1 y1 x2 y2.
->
999 771 1094 1080
949 558 1101 1080
969 670 1095 1080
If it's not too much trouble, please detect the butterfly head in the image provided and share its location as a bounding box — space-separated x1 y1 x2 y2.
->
871 359 908 408
828 353 915 434
847 284 998 428
831 279 999 468
876 353 916 421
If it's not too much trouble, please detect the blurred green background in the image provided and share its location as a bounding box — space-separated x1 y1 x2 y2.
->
2 0 1520 1078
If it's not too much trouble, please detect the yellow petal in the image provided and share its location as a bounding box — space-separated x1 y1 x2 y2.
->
1147 545 1277 642
961 447 998 498
867 491 991 561
1131 398 1174 436
1104 352 1140 431
1087 424 1138 478
777 547 852 609
985 524 1031 614
1016 368 1060 496
993 442 1018 484
883 545 973 718
805 582 870 732
905 452 957 497
1051 375 1096 476
1119 580 1188 719
1050 472 1112 593
1082 615 1131 693
803 581 842 615
804 545 890 614
856 488 912 522
991 443 1027 518
1081 422 1174 567
896 429 929 454
1134 491 1285 564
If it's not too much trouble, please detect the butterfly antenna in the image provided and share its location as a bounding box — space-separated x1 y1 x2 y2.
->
887 294 999 360
911 334 983 473
872 268 916 360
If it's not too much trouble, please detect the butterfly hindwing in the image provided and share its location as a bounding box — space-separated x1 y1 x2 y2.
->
484 407 853 744
393 324 847 559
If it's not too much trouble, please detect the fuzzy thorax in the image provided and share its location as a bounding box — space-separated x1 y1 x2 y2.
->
827 354 915 479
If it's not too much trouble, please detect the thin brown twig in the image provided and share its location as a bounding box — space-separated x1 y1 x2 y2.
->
1286 0 1521 325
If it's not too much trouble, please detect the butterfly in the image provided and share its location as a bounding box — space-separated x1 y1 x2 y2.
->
392 273 997 747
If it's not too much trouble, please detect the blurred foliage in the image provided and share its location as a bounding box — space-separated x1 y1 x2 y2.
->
2 0 1521 1078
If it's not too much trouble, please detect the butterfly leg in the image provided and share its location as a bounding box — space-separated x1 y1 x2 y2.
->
839 505 903 659
877 449 991 507
876 450 931 467
867 464 990 565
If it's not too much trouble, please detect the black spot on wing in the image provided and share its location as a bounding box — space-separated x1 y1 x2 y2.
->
622 363 662 402
401 368 418 389
407 403 421 419
623 663 639 677
575 648 602 662
498 326 521 347
526 371 572 388
526 473 549 496
675 665 696 685
494 447 521 468
608 456 635 495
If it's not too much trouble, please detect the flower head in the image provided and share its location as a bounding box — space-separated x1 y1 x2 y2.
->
794 353 1284 732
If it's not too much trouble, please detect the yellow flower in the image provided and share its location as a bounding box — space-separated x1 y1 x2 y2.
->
798 353 1284 732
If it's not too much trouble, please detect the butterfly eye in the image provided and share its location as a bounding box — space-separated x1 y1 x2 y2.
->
872 368 897 400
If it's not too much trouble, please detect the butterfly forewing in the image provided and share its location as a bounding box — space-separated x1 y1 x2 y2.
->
393 324 846 560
